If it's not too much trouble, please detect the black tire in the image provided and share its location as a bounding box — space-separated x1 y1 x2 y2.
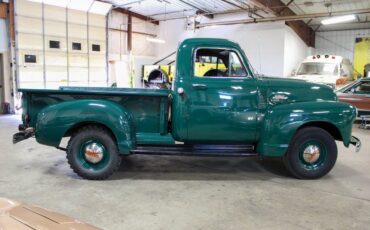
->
283 127 337 179
67 125 121 180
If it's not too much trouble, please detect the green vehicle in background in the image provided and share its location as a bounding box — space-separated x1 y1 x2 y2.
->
14 38 361 180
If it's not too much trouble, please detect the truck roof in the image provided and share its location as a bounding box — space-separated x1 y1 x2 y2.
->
181 38 242 49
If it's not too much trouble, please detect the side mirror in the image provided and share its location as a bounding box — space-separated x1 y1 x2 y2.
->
350 88 355 93
291 69 296 76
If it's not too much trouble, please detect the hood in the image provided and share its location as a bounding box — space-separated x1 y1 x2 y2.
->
292 74 337 85
258 76 337 105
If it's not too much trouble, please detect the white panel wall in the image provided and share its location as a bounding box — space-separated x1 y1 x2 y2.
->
316 29 370 62
16 0 43 88
156 17 309 77
1 19 10 106
0 19 8 52
284 27 309 76
108 11 159 87
15 0 108 89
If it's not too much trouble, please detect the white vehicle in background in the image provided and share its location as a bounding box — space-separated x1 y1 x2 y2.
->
292 55 354 89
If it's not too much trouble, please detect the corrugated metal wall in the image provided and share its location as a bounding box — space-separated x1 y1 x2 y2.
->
315 29 370 62
16 0 107 89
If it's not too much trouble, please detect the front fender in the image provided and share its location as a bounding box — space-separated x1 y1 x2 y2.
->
256 101 356 157
35 99 136 154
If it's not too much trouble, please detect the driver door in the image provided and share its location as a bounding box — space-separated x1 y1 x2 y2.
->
186 48 258 143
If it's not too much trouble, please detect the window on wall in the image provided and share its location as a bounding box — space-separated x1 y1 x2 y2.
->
92 44 100 52
72 42 82 50
24 54 37 63
49 40 60 49
194 48 248 78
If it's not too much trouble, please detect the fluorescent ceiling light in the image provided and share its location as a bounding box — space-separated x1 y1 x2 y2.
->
89 1 112 15
321 15 356 25
68 0 93 11
146 37 166 44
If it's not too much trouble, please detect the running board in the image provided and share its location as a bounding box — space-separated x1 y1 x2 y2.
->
130 145 258 157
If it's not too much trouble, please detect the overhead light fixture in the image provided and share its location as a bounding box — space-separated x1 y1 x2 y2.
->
146 37 166 44
321 15 356 25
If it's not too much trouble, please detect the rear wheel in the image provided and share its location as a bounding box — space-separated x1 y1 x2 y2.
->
67 125 121 180
283 127 337 179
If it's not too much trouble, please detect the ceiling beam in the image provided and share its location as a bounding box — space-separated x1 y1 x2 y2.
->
113 8 159 25
248 0 315 47
177 0 213 19
127 12 132 51
197 8 370 47
219 0 264 18
197 8 370 26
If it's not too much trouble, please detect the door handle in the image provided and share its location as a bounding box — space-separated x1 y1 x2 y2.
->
192 84 207 90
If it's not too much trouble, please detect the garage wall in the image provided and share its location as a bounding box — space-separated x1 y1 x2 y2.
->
315 29 370 62
195 23 286 77
284 27 309 76
156 16 309 77
1 18 9 105
15 0 108 89
108 11 159 87
0 19 8 52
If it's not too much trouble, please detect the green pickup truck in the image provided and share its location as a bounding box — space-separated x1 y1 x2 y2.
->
14 38 361 180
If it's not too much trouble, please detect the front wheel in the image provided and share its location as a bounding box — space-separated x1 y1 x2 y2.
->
283 127 337 179
67 125 121 180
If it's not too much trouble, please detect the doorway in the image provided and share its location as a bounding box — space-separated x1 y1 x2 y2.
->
0 53 4 105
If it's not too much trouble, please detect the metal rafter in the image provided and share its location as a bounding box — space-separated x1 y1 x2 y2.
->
176 0 214 18
248 0 315 47
113 7 159 25
218 0 264 18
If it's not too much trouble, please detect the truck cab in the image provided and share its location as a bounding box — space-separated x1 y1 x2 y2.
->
14 38 361 180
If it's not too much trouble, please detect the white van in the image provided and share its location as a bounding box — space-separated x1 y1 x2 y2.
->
292 55 354 89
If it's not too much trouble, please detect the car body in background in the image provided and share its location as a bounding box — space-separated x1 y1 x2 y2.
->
337 77 370 117
292 55 354 89
0 197 100 230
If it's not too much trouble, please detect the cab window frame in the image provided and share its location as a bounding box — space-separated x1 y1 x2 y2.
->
192 47 251 79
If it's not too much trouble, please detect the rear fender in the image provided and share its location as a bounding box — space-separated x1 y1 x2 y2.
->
256 101 356 157
35 99 136 154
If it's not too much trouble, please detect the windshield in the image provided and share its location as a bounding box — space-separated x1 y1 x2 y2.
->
297 63 338 76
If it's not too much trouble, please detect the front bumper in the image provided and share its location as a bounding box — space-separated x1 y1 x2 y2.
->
13 125 34 144
350 136 361 152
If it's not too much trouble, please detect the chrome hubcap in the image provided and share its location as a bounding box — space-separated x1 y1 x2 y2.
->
84 142 104 164
302 145 321 163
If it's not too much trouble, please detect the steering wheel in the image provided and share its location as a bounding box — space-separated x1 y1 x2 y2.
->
203 69 226 77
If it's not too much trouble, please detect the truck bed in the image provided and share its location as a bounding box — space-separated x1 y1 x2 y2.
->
19 87 171 137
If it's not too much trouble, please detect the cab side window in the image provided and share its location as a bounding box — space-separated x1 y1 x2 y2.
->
194 48 248 78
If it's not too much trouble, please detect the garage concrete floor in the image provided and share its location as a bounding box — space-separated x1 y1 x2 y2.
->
1 115 370 230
